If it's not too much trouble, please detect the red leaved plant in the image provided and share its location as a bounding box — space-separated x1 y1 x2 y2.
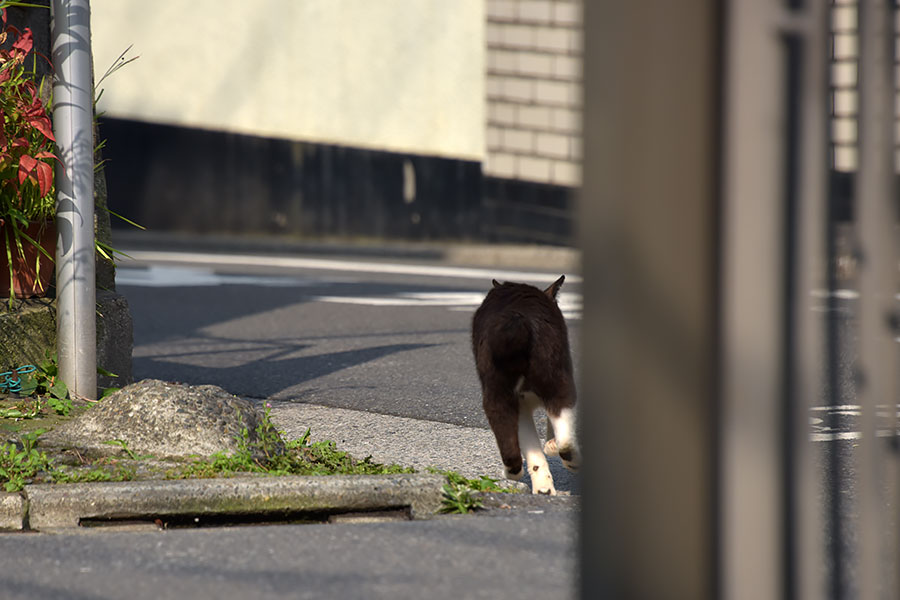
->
0 6 58 300
0 8 57 218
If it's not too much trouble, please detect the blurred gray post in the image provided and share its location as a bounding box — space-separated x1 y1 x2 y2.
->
52 0 96 400
855 0 899 597
581 0 827 598
580 2 720 598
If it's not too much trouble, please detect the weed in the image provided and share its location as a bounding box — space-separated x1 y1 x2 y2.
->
98 386 120 400
0 397 42 419
0 401 420 491
439 483 483 514
427 468 522 514
301 439 415 476
17 352 72 415
101 438 153 461
428 468 521 493
168 409 415 480
2 352 72 418
1 354 120 422
50 464 135 484
0 430 52 491
0 431 138 489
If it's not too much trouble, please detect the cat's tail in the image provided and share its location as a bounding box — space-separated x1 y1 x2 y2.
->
488 311 532 372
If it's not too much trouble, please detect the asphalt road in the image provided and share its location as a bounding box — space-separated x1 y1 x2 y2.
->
111 248 584 489
0 246 582 600
0 507 577 600
3 241 889 599
115 250 583 430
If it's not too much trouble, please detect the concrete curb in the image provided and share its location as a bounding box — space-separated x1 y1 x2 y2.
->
1 473 445 532
0 492 25 531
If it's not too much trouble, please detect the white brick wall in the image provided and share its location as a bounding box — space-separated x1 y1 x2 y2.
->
825 0 900 173
825 0 900 172
485 0 582 187
830 0 856 171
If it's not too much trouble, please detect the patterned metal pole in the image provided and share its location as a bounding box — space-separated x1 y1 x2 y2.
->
51 0 96 400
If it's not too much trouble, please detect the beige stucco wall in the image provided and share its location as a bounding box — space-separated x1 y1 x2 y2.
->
90 0 485 161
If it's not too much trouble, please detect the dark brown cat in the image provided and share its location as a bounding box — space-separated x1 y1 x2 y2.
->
471 275 579 495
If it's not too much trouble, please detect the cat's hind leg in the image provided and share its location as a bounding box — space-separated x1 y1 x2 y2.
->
546 406 580 472
518 397 556 495
483 388 525 481
543 419 557 456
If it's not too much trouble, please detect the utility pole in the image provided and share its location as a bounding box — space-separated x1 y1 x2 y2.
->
51 0 96 400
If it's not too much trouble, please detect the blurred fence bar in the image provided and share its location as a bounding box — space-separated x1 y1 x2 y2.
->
788 2 829 599
718 0 789 596
580 2 720 598
855 1 899 598
580 0 896 598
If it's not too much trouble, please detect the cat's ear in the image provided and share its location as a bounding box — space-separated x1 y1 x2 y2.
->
492 279 502 288
544 275 565 299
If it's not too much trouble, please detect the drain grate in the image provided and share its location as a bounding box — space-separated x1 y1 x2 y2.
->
78 507 412 530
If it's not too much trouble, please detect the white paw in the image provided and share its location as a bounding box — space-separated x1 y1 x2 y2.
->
529 464 556 496
543 438 559 457
533 483 557 496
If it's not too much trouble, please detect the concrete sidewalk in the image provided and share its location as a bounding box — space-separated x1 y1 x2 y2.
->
268 400 579 493
1 377 581 599
0 398 578 533
0 231 582 599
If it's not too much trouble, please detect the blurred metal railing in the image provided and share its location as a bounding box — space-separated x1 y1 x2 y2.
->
854 1 899 598
581 1 899 598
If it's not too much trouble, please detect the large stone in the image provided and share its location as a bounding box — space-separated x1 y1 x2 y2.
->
39 379 267 459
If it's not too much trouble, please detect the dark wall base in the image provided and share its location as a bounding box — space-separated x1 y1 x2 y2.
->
482 176 575 245
98 118 576 246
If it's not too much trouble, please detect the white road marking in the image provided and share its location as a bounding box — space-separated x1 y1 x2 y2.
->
810 289 900 301
313 292 486 307
809 404 861 411
116 261 582 319
810 431 864 442
810 289 861 300
810 430 900 442
120 250 581 284
809 403 900 442
313 291 582 320
116 265 318 288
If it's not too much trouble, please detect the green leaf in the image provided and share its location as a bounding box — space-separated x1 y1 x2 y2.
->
46 395 69 416
16 373 37 397
39 352 58 377
0 3 51 10
99 387 120 400
3 234 14 302
104 209 145 231
49 379 67 401
96 366 118 378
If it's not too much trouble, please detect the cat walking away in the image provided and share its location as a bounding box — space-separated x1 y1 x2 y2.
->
471 275 580 495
